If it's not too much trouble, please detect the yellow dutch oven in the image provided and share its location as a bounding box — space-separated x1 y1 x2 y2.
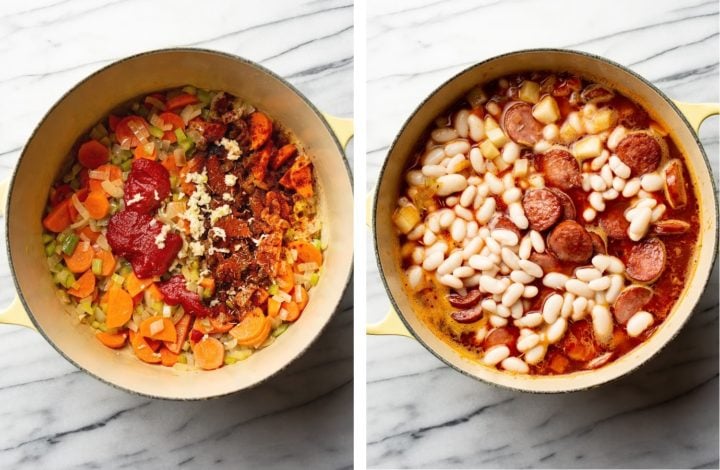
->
0 49 354 400
369 49 718 392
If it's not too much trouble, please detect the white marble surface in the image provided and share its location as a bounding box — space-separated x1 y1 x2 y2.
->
0 1 353 469
366 0 719 468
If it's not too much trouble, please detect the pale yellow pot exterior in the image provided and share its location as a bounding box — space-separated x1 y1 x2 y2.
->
372 49 718 392
3 49 354 399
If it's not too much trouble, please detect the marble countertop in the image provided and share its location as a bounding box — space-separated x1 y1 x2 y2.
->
366 0 719 468
0 1 353 469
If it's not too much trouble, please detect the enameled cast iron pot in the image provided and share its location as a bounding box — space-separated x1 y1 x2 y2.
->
369 49 718 392
0 49 354 400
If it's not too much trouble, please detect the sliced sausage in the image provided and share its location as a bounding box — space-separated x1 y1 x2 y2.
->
589 231 607 255
447 289 483 308
580 84 614 104
547 188 576 221
451 304 483 324
547 220 593 263
599 203 630 240
490 214 522 239
483 326 520 354
538 149 582 190
613 285 653 325
522 189 562 231
663 159 687 209
529 252 562 274
502 101 544 146
653 219 690 235
625 237 666 283
616 133 661 176
611 96 650 129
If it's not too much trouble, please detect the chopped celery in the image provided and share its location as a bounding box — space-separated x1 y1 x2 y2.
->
182 85 197 95
148 125 164 139
268 284 279 296
91 258 103 276
42 233 54 244
177 353 188 364
54 269 76 288
69 179 80 190
111 273 125 286
120 149 133 161
120 159 132 172
119 265 132 277
99 136 112 147
272 323 289 338
97 322 108 332
174 128 188 142
62 234 79 255
45 241 57 257
202 288 212 299
310 272 320 286
179 139 194 153
91 320 100 329
89 123 108 140
182 340 191 352
109 199 120 215
78 299 93 315
224 356 237 366
56 231 68 243
197 89 211 105
312 239 322 251
228 349 253 361
201 108 211 120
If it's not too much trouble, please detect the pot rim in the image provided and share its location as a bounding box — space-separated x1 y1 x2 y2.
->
373 47 719 393
6 47 354 401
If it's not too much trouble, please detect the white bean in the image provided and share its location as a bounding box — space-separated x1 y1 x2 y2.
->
411 247 425 265
591 304 613 345
446 154 467 174
572 296 588 319
590 174 607 192
454 110 470 138
427 213 441 233
485 173 504 195
592 254 611 272
510 300 524 319
422 164 447 177
454 205 474 221
589 192 606 212
510 270 534 284
517 333 540 352
561 292 575 318
460 185 477 207
437 252 464 276
517 312 543 328
439 209 455 228
636 198 657 210
583 208 597 222
502 187 522 205
588 276 611 291
436 174 468 196
431 127 458 143
496 304 511 318
522 285 538 298
422 251 444 271
628 206 652 241
485 237 502 255
422 147 446 166
518 236 532 260
508 202 529 230
651 204 666 222
547 318 568 344
529 230 545 253
608 155 631 179
475 198 496 224
407 223 425 241
601 163 614 186
622 178 641 198
480 275 507 295
468 114 485 142
607 256 625 274
466 221 479 238
469 147 485 173
490 314 508 327
590 151 609 171
543 294 564 324
453 266 475 278
543 123 559 141
439 273 463 289
543 272 569 289
427 241 449 256
450 219 467 242
640 173 663 192
406 170 426 186
469 254 494 271
407 266 425 291
445 139 471 157
575 267 601 282
422 230 437 246
518 259 543 279
607 126 627 150
612 176 626 192
463 274 482 287
501 357 529 373
627 311 654 337
524 344 547 365
594 291 607 306
565 279 594 298
483 345 510 366
481 298 497 314
462 236 484 259
492 229 519 247
502 283 525 307
501 247 521 270
605 274 624 304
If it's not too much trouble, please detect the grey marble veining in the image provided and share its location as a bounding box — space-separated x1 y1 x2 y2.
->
0 1 353 469
366 0 719 468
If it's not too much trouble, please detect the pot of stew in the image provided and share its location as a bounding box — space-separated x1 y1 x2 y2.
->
0 48 353 399
370 49 717 392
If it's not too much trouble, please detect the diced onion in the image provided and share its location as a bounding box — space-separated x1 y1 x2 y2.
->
127 119 149 144
95 234 110 251
88 169 110 180
272 291 292 304
127 320 138 332
296 262 319 272
180 105 201 124
71 193 90 220
173 148 186 165
144 96 166 110
101 179 124 198
70 216 90 230
149 319 165 336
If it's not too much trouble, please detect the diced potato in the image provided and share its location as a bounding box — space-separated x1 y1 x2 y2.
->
466 86 488 108
484 115 499 131
486 128 509 148
573 135 603 160
479 139 501 160
400 242 416 259
392 204 420 234
532 96 560 124
559 121 580 144
513 158 529 178
528 174 545 188
494 156 510 173
584 108 617 134
519 80 542 104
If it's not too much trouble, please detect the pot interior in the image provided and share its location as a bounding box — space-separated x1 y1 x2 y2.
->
375 49 717 392
7 49 353 399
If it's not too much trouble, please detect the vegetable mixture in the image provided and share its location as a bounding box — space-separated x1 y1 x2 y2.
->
43 86 324 370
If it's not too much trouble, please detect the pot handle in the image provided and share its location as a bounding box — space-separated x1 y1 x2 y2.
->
322 113 354 149
673 101 720 133
0 178 36 330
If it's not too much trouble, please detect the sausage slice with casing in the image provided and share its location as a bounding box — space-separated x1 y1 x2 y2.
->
547 220 593 263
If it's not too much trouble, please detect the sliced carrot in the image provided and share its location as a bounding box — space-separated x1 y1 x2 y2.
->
192 317 214 335
78 139 109 169
230 309 269 346
159 346 179 367
209 316 235 334
276 261 295 293
178 156 205 195
193 337 225 370
139 316 177 343
159 112 185 142
125 272 154 297
249 112 272 150
253 288 269 306
165 314 191 354
64 241 95 273
79 225 100 242
166 93 198 111
93 250 116 276
106 286 133 328
67 270 96 298
43 199 72 233
130 330 162 364
88 163 122 194
84 191 109 219
145 283 164 302
288 241 323 266
161 154 178 175
108 114 120 132
133 142 157 160
283 301 301 322
50 184 74 207
293 285 309 311
267 297 281 318
115 115 150 148
199 277 215 296
95 331 127 349
271 143 297 170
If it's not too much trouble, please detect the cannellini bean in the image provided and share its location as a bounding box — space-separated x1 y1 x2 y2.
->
651 204 666 222
502 283 525 307
411 247 425 265
607 257 625 274
446 154 467 174
508 202 529 230
454 205 474 221
476 182 490 198
439 209 455 228
502 187 522 204
427 213 441 233
480 275 508 294
612 176 626 192
407 266 425 291
543 272 569 289
422 230 437 246
517 312 543 328
640 173 663 192
543 123 559 141
628 206 652 241
590 174 607 192
622 178 641 198
453 266 475 278
608 155 631 179
511 269 534 284
492 229 519 247
547 318 568 344
462 236 484 259
591 305 613 345
407 223 425 241
432 127 458 143
406 170 426 186
602 188 619 200
474 326 488 344
517 333 540 352
636 198 657 210
422 251 444 271
582 174 592 192
437 252 464 276
589 192 606 212
501 247 521 270
518 236 532 260
592 254 611 272
534 140 552 153
422 147 446 166
436 174 468 196
481 298 497 313
469 147 485 173
510 301 524 319
529 230 545 253
575 267 602 282
524 344 547 365
445 139 471 157
483 345 510 366
460 185 477 207
601 164 614 186
627 311 654 337
605 274 624 304
583 208 597 222
454 110 470 138
439 273 463 289
594 291 606 306
588 276 611 291
490 315 508 327
638 189 653 199
485 173 504 195
572 296 588 319
590 151 609 171
427 241 449 256
522 285 538 298
566 279 594 298
607 126 627 150
542 293 563 324
561 292 575 318
485 237 502 255
463 274 482 287
496 304 511 318
518 259 543 278
475 198 496 224
466 221 479 238
468 175 482 185
501 357 529 373
468 114 485 142
502 141 521 164
450 219 467 242
422 164 447 177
